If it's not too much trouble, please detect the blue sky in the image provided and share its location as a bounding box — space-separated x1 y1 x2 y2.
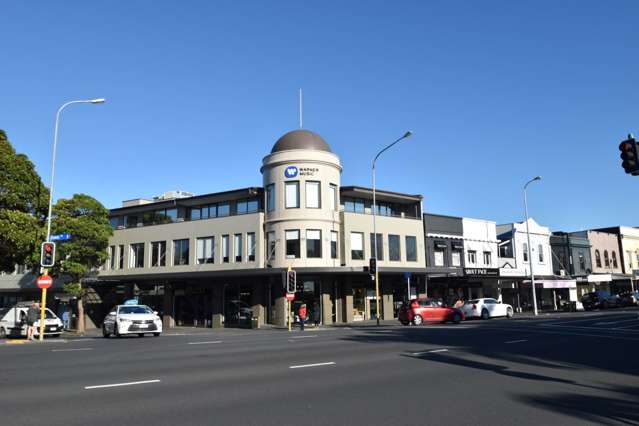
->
2 0 638 231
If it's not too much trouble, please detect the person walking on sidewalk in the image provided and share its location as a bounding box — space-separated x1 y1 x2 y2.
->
298 304 307 331
26 302 39 340
313 301 320 327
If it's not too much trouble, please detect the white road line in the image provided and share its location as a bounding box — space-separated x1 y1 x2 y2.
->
289 362 336 369
504 339 528 344
187 340 222 345
85 379 161 390
52 348 93 352
290 335 317 339
411 349 449 356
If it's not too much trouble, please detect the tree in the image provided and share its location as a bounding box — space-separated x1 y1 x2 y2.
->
0 130 49 273
51 194 112 332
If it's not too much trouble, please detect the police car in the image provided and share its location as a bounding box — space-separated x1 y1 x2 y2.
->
0 302 64 338
102 300 162 338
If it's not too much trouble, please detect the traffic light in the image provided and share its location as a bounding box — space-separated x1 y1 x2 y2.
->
619 135 639 175
40 241 56 267
369 257 377 275
287 269 296 293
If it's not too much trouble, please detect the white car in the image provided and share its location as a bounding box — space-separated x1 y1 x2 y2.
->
102 304 162 338
461 298 514 320
0 304 64 338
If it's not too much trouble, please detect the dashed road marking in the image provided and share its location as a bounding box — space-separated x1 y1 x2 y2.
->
187 340 222 345
85 379 161 390
289 362 335 369
504 339 528 344
290 335 317 339
52 348 93 352
411 349 449 356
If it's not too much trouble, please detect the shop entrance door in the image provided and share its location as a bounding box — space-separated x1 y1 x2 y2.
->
223 283 252 328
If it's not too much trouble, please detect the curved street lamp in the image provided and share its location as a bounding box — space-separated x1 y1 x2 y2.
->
523 175 542 316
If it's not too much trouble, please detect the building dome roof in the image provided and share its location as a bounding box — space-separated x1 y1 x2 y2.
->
271 129 332 154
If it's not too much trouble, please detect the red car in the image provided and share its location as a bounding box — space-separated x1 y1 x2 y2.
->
398 298 464 325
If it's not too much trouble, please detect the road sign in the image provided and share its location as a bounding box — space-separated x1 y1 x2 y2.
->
286 293 295 301
36 275 53 289
404 272 412 280
50 233 71 242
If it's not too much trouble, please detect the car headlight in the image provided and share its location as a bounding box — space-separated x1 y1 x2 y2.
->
118 318 132 323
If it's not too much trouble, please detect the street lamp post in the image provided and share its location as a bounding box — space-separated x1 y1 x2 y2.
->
523 176 542 316
39 98 105 341
372 131 412 326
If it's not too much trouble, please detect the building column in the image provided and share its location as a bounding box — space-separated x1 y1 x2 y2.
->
342 278 354 323
321 277 334 325
251 282 266 328
210 285 223 328
162 285 175 329
381 279 394 320
273 274 287 327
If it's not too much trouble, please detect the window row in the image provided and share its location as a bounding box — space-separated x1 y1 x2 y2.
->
106 233 257 269
343 198 400 217
266 230 339 260
522 243 545 263
465 250 492 266
594 249 618 269
272 181 338 211
349 233 417 262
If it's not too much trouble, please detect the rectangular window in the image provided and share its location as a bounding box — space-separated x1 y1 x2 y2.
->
306 181 321 209
351 232 364 260
370 233 383 260
222 235 229 263
523 243 529 262
267 231 276 262
190 208 201 221
406 236 417 262
108 246 115 270
217 203 230 217
236 200 248 215
306 230 322 258
434 249 445 267
285 182 300 208
389 235 400 261
247 233 256 261
468 250 477 264
151 241 166 267
165 208 177 223
204 204 215 219
234 234 243 262
129 243 144 268
118 245 124 269
331 231 338 259
354 199 365 214
329 184 338 211
452 250 461 267
344 199 355 212
483 251 491 266
286 230 300 258
143 211 154 225
266 184 275 212
578 251 586 271
538 244 544 263
196 237 214 264
236 199 258 215
125 215 138 228
173 239 189 266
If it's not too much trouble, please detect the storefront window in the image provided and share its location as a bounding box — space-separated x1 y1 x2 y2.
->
351 232 364 260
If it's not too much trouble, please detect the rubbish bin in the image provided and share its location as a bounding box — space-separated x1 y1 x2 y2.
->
251 317 259 329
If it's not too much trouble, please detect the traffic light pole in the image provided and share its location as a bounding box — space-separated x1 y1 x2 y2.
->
38 271 49 342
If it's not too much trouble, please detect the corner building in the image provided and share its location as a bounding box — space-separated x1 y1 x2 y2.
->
95 130 426 329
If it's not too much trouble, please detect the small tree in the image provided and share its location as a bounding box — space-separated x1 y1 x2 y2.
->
0 130 49 272
51 194 112 332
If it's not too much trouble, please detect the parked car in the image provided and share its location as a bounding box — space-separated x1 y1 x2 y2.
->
580 291 620 310
0 303 64 338
102 304 162 337
398 298 464 325
461 298 514 320
618 291 639 307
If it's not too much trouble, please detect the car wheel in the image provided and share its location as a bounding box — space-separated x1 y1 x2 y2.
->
506 307 513 318
481 309 490 320
412 314 423 326
602 301 609 309
102 325 110 338
452 313 461 324
114 325 121 338
153 333 160 337
138 333 145 338
0 327 6 339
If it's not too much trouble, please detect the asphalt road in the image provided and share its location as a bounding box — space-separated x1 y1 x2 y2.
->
1 309 638 426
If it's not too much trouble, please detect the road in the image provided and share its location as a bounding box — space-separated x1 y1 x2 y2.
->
1 309 638 426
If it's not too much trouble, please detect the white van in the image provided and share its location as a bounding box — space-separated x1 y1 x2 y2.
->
0 303 64 338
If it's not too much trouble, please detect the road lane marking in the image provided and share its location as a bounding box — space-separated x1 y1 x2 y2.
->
52 348 93 352
290 335 317 339
289 362 335 369
504 339 528 344
84 379 161 390
187 340 222 345
411 349 449 356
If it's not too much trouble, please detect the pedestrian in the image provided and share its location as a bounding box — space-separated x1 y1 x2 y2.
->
26 302 39 340
298 303 307 331
62 309 70 331
313 302 320 327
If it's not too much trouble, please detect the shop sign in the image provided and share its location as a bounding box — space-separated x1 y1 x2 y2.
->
284 166 298 178
299 167 319 177
464 268 499 277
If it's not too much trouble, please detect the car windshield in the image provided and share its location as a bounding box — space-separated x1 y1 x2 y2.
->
44 309 57 319
118 306 153 315
465 300 479 304
0 308 9 318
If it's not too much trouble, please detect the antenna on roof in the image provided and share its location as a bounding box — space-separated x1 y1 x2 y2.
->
298 88 303 129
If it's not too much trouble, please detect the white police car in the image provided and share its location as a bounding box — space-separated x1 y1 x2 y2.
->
102 302 162 338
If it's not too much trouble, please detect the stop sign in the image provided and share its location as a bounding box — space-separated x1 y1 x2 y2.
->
285 293 295 301
36 275 53 289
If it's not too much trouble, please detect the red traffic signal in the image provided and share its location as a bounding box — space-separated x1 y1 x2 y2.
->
619 135 639 175
287 270 296 293
40 241 56 267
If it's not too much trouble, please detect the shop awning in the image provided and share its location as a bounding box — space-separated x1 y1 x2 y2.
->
522 277 577 288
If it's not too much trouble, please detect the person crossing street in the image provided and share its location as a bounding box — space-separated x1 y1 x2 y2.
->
298 304 307 331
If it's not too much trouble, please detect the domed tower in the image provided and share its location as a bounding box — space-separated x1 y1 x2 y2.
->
261 130 342 268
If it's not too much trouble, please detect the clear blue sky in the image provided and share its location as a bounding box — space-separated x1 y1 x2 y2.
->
2 0 638 231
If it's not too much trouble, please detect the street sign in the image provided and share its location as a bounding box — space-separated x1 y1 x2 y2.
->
124 299 139 305
36 275 53 289
404 272 412 280
286 293 295 301
50 233 71 242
